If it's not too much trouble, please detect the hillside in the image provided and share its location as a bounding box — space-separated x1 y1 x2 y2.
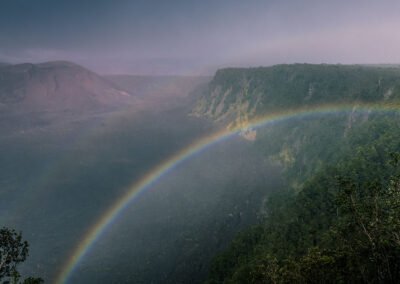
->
192 65 400 283
206 118 400 283
196 65 400 283
105 75 211 110
0 61 132 111
193 64 400 185
105 75 210 99
193 64 400 127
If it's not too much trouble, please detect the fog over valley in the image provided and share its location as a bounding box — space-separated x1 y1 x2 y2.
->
1 1 400 284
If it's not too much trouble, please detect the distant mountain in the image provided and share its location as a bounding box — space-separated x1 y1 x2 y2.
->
0 61 132 111
105 75 210 99
193 64 400 126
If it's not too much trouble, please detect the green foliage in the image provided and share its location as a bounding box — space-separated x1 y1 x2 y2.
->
198 64 400 283
255 115 348 186
21 278 43 284
0 228 28 282
198 64 400 121
206 226 264 284
0 228 43 284
206 118 400 283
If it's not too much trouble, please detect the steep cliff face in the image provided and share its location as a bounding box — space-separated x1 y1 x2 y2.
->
193 64 400 128
192 68 260 128
193 64 400 185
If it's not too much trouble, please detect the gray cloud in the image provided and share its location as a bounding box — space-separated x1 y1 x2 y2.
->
1 0 400 74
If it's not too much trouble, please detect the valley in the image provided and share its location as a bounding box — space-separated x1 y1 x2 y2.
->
0 62 283 283
1 61 400 283
2 2 400 283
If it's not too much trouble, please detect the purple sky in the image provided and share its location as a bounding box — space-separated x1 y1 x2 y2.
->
1 0 400 75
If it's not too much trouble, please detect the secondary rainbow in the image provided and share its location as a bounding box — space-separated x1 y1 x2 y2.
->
55 102 400 283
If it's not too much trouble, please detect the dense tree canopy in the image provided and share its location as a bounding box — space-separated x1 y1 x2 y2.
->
206 118 400 283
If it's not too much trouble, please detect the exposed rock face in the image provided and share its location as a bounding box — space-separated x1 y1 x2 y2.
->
192 64 400 186
193 64 400 128
0 61 132 111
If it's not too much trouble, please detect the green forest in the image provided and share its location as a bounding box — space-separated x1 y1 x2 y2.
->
194 65 400 283
206 117 400 283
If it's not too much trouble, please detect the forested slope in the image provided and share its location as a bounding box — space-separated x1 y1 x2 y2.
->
196 65 400 283
206 117 400 283
194 64 400 186
193 64 400 123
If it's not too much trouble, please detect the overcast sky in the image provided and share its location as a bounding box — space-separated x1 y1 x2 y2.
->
1 0 400 75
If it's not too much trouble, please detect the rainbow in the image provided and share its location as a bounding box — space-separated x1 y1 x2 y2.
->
55 102 400 283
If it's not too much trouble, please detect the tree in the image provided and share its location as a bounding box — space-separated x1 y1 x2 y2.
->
206 119 400 283
0 227 43 284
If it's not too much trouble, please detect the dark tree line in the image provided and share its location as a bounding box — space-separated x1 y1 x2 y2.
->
0 228 42 284
206 118 400 283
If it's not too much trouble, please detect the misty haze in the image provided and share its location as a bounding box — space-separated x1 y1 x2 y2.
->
1 1 400 284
